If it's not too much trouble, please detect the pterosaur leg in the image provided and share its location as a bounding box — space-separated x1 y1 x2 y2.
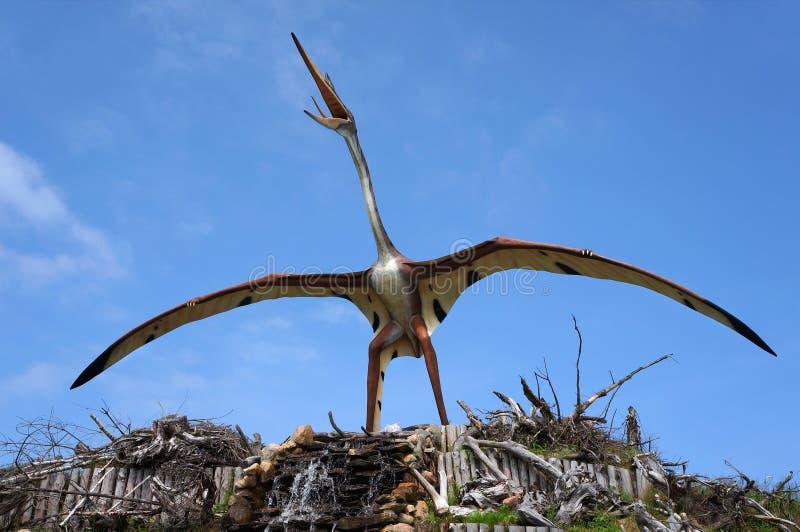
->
366 321 404 432
410 315 449 425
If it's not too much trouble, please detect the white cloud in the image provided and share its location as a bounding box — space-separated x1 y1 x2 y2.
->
0 142 125 283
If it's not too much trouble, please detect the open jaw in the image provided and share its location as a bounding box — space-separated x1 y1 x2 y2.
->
291 33 352 129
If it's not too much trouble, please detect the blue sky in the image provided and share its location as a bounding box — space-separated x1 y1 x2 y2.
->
1 2 797 480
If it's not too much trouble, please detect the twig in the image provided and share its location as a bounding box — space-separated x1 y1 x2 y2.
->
537 358 561 419
573 314 583 412
327 411 346 437
724 459 755 490
520 376 554 422
568 354 672 421
492 391 526 420
234 425 250 450
89 413 116 442
457 400 483 430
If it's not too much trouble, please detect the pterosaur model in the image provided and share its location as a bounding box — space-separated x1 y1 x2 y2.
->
72 34 775 432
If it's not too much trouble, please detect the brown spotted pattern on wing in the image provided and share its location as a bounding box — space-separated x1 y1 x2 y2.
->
72 272 369 388
410 237 774 355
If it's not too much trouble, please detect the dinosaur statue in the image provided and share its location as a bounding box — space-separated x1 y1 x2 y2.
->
72 34 774 432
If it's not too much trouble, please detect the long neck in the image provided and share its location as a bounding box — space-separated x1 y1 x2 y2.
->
342 130 397 262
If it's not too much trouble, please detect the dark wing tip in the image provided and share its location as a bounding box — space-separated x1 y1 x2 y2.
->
704 300 776 356
70 349 112 389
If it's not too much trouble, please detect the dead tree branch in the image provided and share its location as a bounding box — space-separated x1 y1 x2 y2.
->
568 353 672 421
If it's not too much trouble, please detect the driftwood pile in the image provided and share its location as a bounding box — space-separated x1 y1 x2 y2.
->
403 318 799 530
0 411 249 529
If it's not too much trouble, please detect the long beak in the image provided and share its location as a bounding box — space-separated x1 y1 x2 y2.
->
291 32 351 128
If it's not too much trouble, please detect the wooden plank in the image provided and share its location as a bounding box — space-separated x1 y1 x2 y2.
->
499 450 510 478
594 463 608 489
213 467 223 504
527 462 539 489
114 467 129 501
47 472 68 518
468 449 479 481
517 455 529 487
493 525 505 532
607 465 619 492
466 524 479 532
618 467 634 498
445 451 454 489
99 467 118 510
459 450 471 484
34 474 53 520
636 465 652 499
20 496 35 524
62 468 80 513
139 468 153 502
479 525 490 532
223 466 234 503
89 465 106 509
440 425 448 452
452 451 463 489
130 468 144 501
508 526 525 532
123 467 140 509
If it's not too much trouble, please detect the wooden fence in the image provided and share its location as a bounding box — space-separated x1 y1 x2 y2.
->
0 464 243 529
439 424 651 499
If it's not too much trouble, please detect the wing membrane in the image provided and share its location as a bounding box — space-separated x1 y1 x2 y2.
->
410 237 774 355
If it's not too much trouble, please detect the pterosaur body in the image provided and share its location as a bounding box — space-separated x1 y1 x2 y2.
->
73 35 775 431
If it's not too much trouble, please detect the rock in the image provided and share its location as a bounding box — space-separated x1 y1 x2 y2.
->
414 499 429 521
290 424 314 446
407 434 419 445
242 455 261 467
259 460 276 483
235 474 256 489
421 470 436 485
502 494 521 508
390 481 418 503
278 439 298 455
374 493 397 505
337 510 397 529
397 513 415 525
378 501 408 514
406 504 415 513
260 442 281 462
402 453 417 465
381 525 414 532
227 495 253 524
243 463 260 476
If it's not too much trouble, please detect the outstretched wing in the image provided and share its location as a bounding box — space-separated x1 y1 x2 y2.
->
72 271 372 388
409 236 775 355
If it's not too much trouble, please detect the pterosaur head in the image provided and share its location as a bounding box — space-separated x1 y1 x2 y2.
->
291 33 354 135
